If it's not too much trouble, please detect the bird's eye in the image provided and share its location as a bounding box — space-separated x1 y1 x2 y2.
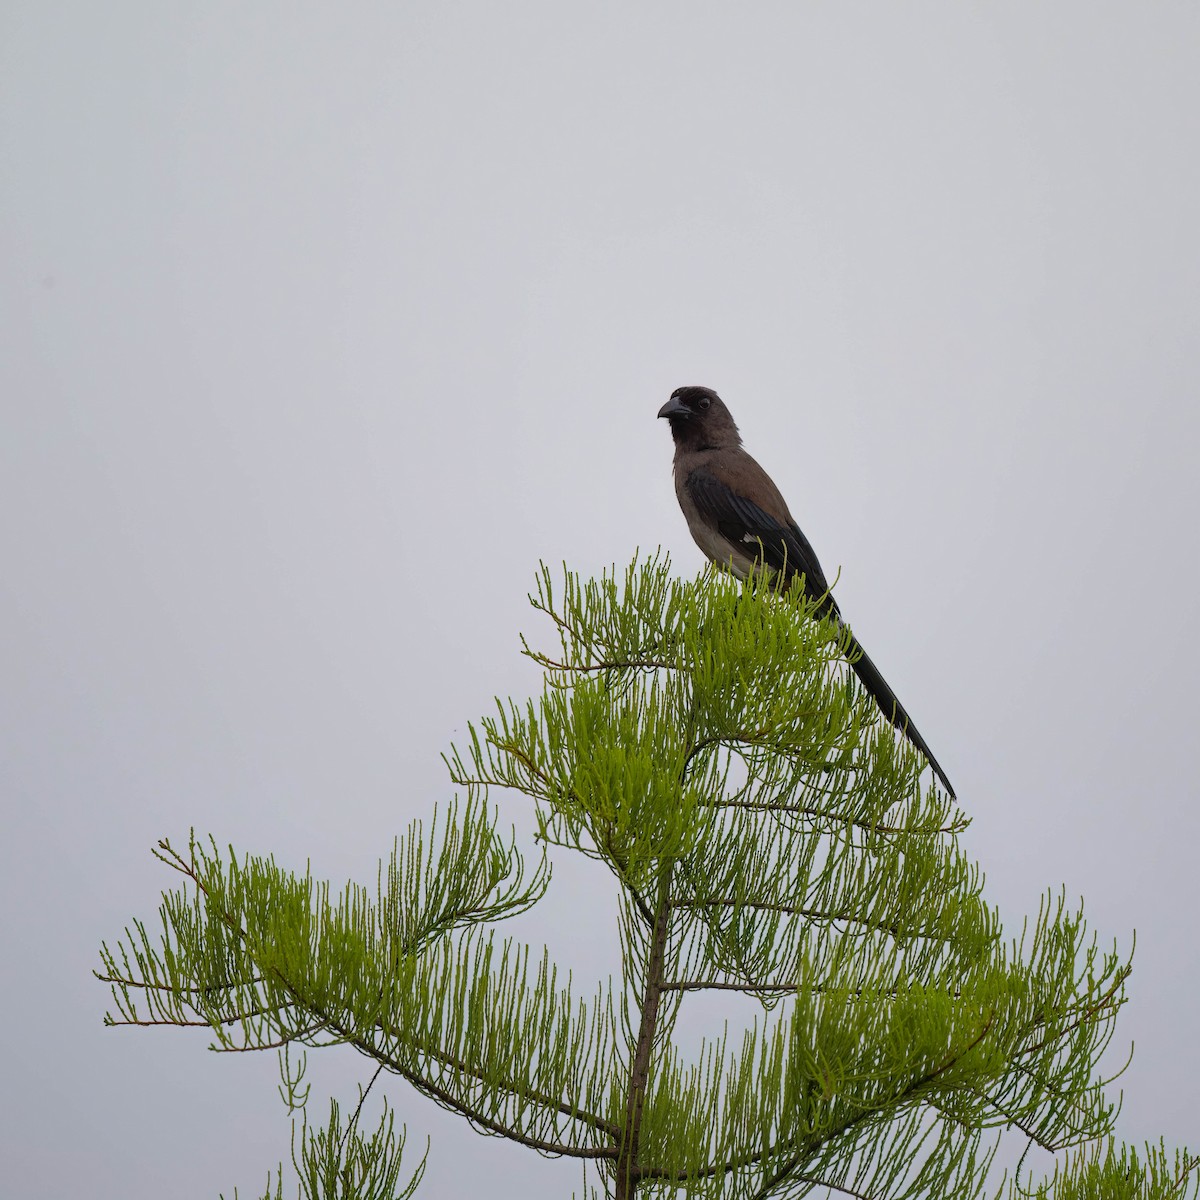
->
699 396 711 409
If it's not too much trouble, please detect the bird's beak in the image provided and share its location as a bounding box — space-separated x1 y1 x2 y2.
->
658 397 688 419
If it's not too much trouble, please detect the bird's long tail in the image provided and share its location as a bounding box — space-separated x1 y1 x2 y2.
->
839 626 956 799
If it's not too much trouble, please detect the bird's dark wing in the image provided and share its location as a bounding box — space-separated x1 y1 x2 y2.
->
685 466 834 601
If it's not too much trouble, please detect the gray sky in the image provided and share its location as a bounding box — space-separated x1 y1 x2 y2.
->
2 3 1198 1196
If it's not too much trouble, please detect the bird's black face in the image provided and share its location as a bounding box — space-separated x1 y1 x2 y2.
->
658 385 741 448
657 386 720 422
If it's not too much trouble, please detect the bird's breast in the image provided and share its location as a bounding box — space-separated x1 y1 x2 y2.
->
674 471 760 580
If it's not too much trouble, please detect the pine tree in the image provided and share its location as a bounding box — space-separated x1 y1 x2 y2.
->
97 555 1196 1199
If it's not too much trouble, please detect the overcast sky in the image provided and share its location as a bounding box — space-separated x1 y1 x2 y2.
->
2 4 1198 1197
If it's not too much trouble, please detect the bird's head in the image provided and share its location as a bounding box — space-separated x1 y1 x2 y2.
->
657 386 742 449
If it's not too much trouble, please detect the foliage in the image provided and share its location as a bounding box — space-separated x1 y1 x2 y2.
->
97 555 1195 1198
226 1080 426 1200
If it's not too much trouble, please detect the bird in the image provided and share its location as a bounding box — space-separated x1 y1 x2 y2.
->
658 384 955 799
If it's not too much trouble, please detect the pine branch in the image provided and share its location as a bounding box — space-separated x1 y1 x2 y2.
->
371 1024 619 1140
341 1033 617 1162
744 1014 996 1199
705 796 968 836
